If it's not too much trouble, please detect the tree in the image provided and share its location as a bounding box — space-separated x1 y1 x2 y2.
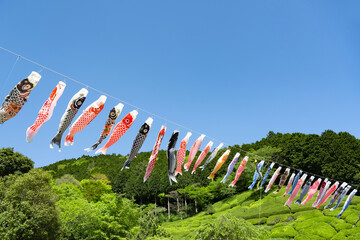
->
55 174 80 186
0 169 61 240
0 147 33 177
80 178 112 202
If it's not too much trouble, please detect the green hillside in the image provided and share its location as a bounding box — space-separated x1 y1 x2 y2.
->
162 187 360 239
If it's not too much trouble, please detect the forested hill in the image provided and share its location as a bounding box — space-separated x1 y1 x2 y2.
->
42 130 360 204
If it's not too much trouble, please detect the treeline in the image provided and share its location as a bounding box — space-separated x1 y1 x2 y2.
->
42 147 255 206
43 130 360 207
241 130 360 184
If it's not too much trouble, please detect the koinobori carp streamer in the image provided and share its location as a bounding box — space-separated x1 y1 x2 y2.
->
175 132 192 176
288 170 302 195
50 88 88 151
144 125 166 182
84 103 124 152
264 166 282 193
167 130 179 185
220 152 240 183
336 189 357 218
199 143 224 170
312 178 328 207
301 178 322 205
95 110 138 155
315 181 339 208
295 176 314 205
282 173 295 197
26 81 66 143
258 162 275 190
208 149 230 180
192 141 213 174
0 72 41 124
331 185 351 211
284 174 307 207
248 160 264 190
122 117 153 170
313 179 331 207
274 168 290 194
229 156 248 187
324 182 347 210
65 95 106 146
184 134 205 171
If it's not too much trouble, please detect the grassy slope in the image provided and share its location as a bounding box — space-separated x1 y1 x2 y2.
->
162 186 360 239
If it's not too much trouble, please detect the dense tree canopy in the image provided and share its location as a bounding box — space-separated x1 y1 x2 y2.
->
0 169 60 240
0 148 33 177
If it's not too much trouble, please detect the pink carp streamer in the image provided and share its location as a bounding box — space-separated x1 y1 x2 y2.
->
264 166 282 193
301 178 322 205
208 150 230 180
282 173 295 197
143 125 166 182
229 156 248 187
284 174 307 207
26 81 66 143
175 132 192 176
314 181 339 208
65 95 106 146
313 179 329 207
191 141 213 174
184 134 205 171
95 110 138 155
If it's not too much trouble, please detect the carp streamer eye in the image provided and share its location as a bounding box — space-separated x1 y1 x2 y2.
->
109 109 117 119
124 118 130 124
74 99 84 108
143 128 148 133
17 79 34 93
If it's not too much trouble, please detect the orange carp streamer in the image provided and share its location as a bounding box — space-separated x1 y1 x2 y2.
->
208 149 230 180
64 95 106 146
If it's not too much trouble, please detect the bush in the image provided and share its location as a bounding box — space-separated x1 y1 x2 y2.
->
194 214 260 240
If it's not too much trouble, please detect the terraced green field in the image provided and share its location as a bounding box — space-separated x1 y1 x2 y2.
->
161 187 360 239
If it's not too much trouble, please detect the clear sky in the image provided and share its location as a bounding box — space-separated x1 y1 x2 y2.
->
0 1 359 168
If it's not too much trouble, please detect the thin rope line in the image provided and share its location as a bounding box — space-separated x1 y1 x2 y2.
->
0 46 206 136
0 46 358 190
0 55 20 94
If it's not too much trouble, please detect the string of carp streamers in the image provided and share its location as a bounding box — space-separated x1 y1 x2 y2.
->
0 46 359 223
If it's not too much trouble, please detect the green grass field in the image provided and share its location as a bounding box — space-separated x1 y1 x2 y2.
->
161 186 360 239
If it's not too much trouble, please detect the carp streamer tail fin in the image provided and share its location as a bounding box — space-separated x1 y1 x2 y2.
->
64 134 74 146
199 165 206 170
175 169 182 176
84 142 100 152
95 147 107 155
50 133 63 151
208 173 215 180
121 159 131 171
168 173 177 185
26 127 37 143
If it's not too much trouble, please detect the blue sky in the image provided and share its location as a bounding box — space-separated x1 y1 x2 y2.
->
0 1 359 167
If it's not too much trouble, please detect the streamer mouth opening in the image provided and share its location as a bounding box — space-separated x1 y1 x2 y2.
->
114 103 124 114
130 110 138 118
78 88 89 97
28 71 41 84
145 117 153 127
